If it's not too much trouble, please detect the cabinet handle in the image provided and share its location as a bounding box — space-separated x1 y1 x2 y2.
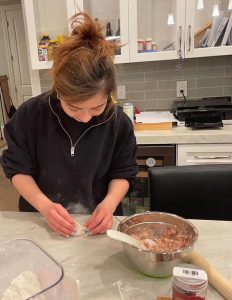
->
178 25 183 51
195 155 231 159
188 25 192 52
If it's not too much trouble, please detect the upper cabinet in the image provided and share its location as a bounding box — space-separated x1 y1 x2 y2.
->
22 0 76 69
22 0 232 69
185 0 232 58
128 0 185 62
22 0 129 69
76 0 129 64
129 0 232 62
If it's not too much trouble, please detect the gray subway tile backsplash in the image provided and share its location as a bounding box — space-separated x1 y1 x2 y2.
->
40 55 232 112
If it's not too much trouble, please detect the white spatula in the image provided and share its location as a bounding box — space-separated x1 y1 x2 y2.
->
106 229 146 249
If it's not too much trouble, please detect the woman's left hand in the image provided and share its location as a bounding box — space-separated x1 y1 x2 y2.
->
84 198 116 234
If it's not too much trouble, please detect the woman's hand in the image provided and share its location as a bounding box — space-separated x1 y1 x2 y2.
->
41 202 76 237
84 198 116 234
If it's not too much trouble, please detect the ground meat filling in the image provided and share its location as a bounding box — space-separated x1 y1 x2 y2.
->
130 225 192 253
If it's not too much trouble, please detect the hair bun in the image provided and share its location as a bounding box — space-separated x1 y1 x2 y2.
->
71 12 104 46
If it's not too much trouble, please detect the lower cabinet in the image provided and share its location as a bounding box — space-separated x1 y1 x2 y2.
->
177 144 232 166
122 145 176 216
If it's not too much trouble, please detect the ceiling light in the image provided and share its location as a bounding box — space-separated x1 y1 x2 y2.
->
212 4 219 17
197 0 204 10
229 0 232 10
167 13 174 26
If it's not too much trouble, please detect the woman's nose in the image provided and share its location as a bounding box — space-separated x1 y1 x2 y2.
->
78 111 92 123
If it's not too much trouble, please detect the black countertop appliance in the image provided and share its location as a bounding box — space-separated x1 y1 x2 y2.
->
173 96 232 129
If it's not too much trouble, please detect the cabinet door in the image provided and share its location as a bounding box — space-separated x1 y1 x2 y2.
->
129 0 186 62
185 0 232 58
77 0 129 64
22 0 75 69
177 144 232 165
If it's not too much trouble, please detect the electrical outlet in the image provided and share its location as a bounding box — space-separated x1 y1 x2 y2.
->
117 85 126 99
176 80 187 98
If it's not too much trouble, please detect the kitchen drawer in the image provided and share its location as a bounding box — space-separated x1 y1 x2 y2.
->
177 144 232 166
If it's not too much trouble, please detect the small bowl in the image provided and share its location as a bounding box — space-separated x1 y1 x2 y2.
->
117 211 198 278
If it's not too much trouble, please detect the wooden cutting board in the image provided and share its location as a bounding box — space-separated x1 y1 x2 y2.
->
134 122 173 131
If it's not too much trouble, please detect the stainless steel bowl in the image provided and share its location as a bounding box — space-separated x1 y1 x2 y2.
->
117 211 198 278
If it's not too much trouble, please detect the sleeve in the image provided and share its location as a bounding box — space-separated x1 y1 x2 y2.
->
108 112 138 192
2 104 36 179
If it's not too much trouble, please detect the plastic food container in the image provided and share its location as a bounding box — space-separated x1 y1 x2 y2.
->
0 239 65 299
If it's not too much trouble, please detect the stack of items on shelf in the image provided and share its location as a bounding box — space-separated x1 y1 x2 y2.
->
104 19 121 55
198 12 232 47
137 38 158 53
38 34 66 61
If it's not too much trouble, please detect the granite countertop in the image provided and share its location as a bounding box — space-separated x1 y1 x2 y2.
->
0 212 231 299
135 124 232 145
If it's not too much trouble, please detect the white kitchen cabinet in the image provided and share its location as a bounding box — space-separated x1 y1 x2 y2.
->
185 0 232 59
22 0 232 70
21 0 129 69
21 0 76 69
128 0 185 62
76 0 129 64
129 0 232 63
177 144 232 165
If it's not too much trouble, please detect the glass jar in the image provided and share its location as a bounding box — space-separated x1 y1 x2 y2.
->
172 264 208 300
145 38 152 50
137 39 144 51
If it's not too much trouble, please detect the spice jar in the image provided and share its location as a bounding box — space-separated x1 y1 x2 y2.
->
172 264 208 300
145 38 152 50
137 39 144 51
151 41 158 51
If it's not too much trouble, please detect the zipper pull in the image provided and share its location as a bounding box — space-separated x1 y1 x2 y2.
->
71 146 75 156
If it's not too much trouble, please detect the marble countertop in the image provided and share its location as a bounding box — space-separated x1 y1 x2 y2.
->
135 125 232 145
0 212 231 299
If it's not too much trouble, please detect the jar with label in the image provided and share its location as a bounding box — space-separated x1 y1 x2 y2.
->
172 264 208 300
38 45 48 61
151 41 158 51
137 39 144 51
145 38 152 50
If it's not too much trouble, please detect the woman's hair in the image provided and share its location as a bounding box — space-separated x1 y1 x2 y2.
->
50 12 117 109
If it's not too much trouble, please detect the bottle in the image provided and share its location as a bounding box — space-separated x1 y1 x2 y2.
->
39 34 50 46
106 22 113 37
116 19 120 36
115 19 121 55
47 40 57 60
38 45 48 61
172 264 208 300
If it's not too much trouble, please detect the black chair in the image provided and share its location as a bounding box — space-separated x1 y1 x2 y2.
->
148 164 232 220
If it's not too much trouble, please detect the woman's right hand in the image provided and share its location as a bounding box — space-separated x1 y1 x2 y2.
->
41 202 76 237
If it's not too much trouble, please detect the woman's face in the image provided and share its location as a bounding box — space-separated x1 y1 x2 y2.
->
60 93 108 123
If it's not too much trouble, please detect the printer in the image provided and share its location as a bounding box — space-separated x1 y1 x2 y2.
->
173 96 232 129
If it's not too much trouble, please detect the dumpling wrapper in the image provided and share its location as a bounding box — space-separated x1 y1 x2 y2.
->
73 221 88 236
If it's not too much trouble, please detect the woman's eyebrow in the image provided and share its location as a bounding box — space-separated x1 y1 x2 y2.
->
67 102 106 109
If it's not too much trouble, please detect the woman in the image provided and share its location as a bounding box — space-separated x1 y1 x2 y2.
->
2 13 137 237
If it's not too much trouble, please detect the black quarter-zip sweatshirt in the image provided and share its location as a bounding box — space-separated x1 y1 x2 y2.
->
2 93 138 215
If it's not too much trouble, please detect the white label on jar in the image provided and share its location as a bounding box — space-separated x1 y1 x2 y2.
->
146 157 156 167
173 266 208 280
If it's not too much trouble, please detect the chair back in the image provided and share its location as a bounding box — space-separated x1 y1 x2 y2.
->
148 164 232 220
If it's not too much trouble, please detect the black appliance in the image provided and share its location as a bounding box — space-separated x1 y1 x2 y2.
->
173 96 232 129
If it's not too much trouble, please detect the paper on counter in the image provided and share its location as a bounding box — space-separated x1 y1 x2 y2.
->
135 111 177 124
